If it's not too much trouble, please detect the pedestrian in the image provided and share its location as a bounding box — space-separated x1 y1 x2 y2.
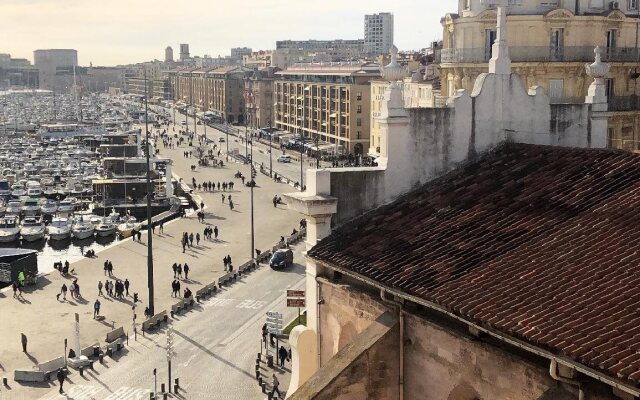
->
217 182 221 191
61 283 68 300
103 260 108 276
173 263 178 278
270 374 281 398
98 280 103 296
12 281 18 298
93 299 101 319
196 233 200 246
214 226 219 239
177 264 183 279
21 332 27 353
176 280 181 297
229 200 234 210
200 201 204 210
189 233 194 247
222 194 225 203
171 280 178 297
262 324 268 346
159 222 164 233
124 279 130 296
184 263 189 280
279 345 288 367
56 368 65 394
108 261 113 277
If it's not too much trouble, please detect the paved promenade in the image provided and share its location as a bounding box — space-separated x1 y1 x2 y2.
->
0 128 302 398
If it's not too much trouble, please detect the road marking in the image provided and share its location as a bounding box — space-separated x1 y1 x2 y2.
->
203 298 235 308
39 385 101 400
236 299 266 309
182 354 197 367
104 387 150 400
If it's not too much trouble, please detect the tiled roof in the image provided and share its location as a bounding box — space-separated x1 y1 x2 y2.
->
308 143 640 386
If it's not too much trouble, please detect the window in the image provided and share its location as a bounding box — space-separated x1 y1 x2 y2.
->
356 118 362 127
357 131 361 139
606 78 615 98
607 30 617 49
356 92 362 101
463 0 471 10
549 79 564 101
357 105 362 113
485 29 497 61
630 0 638 9
589 0 605 8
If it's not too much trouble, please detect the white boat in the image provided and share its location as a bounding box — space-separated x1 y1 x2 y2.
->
95 217 117 237
11 183 26 198
22 198 41 215
48 217 72 240
117 217 141 238
72 217 94 239
0 216 20 242
20 216 45 242
41 199 58 214
57 198 77 213
5 200 22 215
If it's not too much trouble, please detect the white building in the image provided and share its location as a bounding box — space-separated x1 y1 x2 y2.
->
364 13 394 55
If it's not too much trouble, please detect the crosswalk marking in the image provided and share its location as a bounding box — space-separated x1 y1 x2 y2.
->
38 385 149 400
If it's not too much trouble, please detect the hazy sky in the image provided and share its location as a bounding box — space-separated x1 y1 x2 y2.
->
2 0 455 66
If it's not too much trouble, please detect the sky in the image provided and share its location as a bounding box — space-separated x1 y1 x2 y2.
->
1 0 455 66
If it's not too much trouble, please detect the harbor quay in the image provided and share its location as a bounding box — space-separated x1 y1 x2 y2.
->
0 129 302 398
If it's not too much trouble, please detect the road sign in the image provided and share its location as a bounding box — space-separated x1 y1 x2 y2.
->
266 311 282 318
287 298 306 307
287 290 305 298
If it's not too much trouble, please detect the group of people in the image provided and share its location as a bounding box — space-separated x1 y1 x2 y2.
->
203 225 218 240
103 260 115 276
181 232 201 252
223 254 233 272
98 278 129 299
191 178 234 192
54 260 71 275
170 279 186 297
57 279 80 301
171 263 190 280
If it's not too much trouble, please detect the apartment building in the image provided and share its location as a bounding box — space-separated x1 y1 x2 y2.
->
244 67 279 129
33 49 78 90
125 62 171 100
276 39 365 60
438 0 640 150
364 13 394 55
170 66 251 123
0 54 38 89
273 62 380 155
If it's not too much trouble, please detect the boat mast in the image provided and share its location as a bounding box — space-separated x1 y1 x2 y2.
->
72 66 79 122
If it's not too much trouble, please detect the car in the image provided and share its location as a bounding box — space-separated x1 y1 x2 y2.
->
277 155 292 163
269 248 293 269
219 137 226 143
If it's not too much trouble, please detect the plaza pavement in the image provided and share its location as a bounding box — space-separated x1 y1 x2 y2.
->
0 129 303 398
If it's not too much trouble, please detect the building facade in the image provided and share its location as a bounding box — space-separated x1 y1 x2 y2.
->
244 67 279 130
438 0 640 150
0 54 38 89
276 40 365 60
179 44 190 61
124 62 171 100
273 62 380 155
170 66 251 123
364 13 394 55
33 49 78 90
165 46 174 63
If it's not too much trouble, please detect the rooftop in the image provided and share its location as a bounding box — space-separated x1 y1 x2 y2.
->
308 143 640 387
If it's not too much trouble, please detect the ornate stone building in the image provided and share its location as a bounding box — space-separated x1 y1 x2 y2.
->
437 0 640 150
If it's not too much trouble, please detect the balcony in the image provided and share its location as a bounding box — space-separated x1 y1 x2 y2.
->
436 46 640 64
609 95 640 112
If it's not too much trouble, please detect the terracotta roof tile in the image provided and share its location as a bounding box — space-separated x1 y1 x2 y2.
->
309 143 640 387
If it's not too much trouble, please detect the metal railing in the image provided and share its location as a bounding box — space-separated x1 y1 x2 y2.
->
608 95 640 112
436 46 640 64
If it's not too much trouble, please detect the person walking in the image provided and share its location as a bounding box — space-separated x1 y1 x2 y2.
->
98 281 103 296
184 264 190 280
177 264 183 279
103 260 108 276
189 233 194 247
270 374 281 398
61 283 68 300
279 345 288 367
173 263 178 278
12 281 18 298
196 233 200 246
200 201 204 210
56 368 65 393
176 280 181 297
21 332 27 353
159 222 164 234
214 226 218 240
93 299 101 319
229 199 234 211
124 279 130 296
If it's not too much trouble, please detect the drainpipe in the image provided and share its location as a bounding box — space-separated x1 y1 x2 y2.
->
550 358 584 400
316 277 322 369
381 288 404 400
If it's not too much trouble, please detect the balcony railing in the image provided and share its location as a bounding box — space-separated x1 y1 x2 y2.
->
436 47 640 64
609 95 640 112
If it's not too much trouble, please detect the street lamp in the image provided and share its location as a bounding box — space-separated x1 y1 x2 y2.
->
143 68 155 316
166 327 176 393
250 137 255 261
244 113 249 164
268 118 273 178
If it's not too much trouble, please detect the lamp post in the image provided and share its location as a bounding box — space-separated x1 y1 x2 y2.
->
268 118 273 178
244 114 249 164
144 68 155 316
166 327 176 393
250 137 255 261
153 368 157 399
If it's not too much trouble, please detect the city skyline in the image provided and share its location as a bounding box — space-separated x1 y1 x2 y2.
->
2 0 451 66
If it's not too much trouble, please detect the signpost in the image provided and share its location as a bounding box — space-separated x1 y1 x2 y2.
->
266 311 283 359
286 290 306 325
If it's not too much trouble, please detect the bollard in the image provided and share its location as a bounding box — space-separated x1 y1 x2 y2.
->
3 377 7 386
267 355 274 368
261 382 266 393
258 376 263 386
268 393 274 400
174 384 179 394
160 383 165 393
256 371 260 380
99 354 104 363
174 378 179 388
79 366 84 377
149 393 154 400
257 353 261 362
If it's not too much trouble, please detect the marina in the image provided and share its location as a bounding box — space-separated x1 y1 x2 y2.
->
0 90 179 274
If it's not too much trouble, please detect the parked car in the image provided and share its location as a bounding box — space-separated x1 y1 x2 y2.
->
269 248 293 269
277 155 292 163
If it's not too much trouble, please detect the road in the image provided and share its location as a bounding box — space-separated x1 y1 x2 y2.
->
160 107 319 186
32 245 305 400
